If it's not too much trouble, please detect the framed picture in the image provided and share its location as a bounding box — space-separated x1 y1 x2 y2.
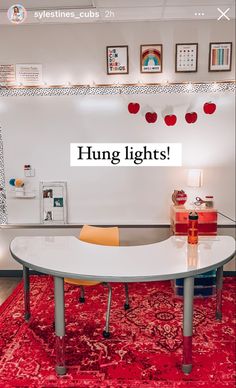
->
175 43 198 72
40 181 67 224
209 42 232 72
106 46 129 74
140 44 163 73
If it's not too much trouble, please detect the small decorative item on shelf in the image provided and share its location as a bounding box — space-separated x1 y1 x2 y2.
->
9 178 25 197
205 196 214 208
188 211 199 245
172 190 187 206
194 196 214 208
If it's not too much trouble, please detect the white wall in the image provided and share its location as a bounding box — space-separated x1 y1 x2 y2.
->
1 20 235 224
0 19 235 269
0 20 235 84
1 91 235 224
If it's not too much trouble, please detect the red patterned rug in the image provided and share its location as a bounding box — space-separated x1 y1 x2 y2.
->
0 276 235 388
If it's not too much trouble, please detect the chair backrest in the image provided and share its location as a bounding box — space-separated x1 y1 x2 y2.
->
79 225 119 246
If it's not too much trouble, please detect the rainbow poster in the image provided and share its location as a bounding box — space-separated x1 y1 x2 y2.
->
140 45 162 73
209 43 232 71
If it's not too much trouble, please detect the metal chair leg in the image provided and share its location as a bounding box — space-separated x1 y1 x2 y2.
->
79 286 85 303
103 283 112 338
124 283 130 310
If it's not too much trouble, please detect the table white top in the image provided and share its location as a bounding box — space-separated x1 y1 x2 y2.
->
10 236 235 282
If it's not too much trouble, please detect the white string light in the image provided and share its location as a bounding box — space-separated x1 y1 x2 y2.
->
186 82 193 91
211 81 219 91
2 81 234 96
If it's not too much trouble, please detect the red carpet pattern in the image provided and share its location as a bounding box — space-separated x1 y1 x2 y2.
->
0 276 235 387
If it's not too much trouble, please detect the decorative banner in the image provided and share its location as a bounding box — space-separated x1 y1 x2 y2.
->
16 64 43 85
70 143 182 167
0 82 234 97
140 44 162 73
0 64 15 84
106 46 129 75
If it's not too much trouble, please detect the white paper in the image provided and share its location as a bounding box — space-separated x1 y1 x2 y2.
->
16 64 42 85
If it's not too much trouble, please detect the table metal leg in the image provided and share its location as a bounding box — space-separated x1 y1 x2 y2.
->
216 266 223 320
23 266 30 321
54 276 66 375
182 276 194 374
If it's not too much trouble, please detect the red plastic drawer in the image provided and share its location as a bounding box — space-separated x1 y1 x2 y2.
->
174 223 217 235
174 211 217 223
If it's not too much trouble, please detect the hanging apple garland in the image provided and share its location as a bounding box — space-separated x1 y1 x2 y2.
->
128 102 140 114
164 114 177 126
127 102 216 124
185 112 198 124
145 112 157 123
203 102 216 114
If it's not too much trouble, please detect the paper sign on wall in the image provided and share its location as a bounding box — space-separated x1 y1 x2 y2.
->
0 64 15 84
16 64 42 85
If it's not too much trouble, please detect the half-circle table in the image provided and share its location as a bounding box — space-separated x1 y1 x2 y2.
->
10 235 235 376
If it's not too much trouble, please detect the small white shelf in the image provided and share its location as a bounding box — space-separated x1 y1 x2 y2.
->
15 194 36 199
8 190 36 199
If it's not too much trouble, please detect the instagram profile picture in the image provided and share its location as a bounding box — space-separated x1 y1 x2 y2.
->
7 4 27 24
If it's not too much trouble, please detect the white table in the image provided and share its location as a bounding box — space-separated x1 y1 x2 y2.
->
10 235 235 376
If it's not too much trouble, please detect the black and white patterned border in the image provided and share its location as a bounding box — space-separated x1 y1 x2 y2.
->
0 128 7 224
0 82 235 97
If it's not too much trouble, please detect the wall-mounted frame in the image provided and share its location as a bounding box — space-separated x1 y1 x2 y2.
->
140 44 163 73
106 46 129 75
175 43 198 73
40 181 67 224
209 42 232 72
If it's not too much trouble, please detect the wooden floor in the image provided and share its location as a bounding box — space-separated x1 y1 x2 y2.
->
0 277 21 306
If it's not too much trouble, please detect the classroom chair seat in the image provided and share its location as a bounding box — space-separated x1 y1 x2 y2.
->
64 225 130 338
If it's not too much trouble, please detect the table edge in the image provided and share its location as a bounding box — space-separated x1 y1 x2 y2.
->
9 239 235 282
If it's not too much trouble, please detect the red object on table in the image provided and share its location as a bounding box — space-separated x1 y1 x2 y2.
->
170 205 218 297
170 206 217 236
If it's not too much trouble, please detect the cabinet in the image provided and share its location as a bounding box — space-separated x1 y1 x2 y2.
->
170 205 217 297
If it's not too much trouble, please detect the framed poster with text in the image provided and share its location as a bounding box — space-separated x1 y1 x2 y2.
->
106 46 129 74
175 43 198 72
209 42 232 72
140 44 163 73
40 181 67 224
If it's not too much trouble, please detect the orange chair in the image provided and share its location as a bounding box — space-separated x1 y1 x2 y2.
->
64 225 130 338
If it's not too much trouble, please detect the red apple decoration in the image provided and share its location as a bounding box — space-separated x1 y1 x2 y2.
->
128 102 140 114
185 112 198 124
145 112 157 123
203 102 216 115
164 114 177 126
